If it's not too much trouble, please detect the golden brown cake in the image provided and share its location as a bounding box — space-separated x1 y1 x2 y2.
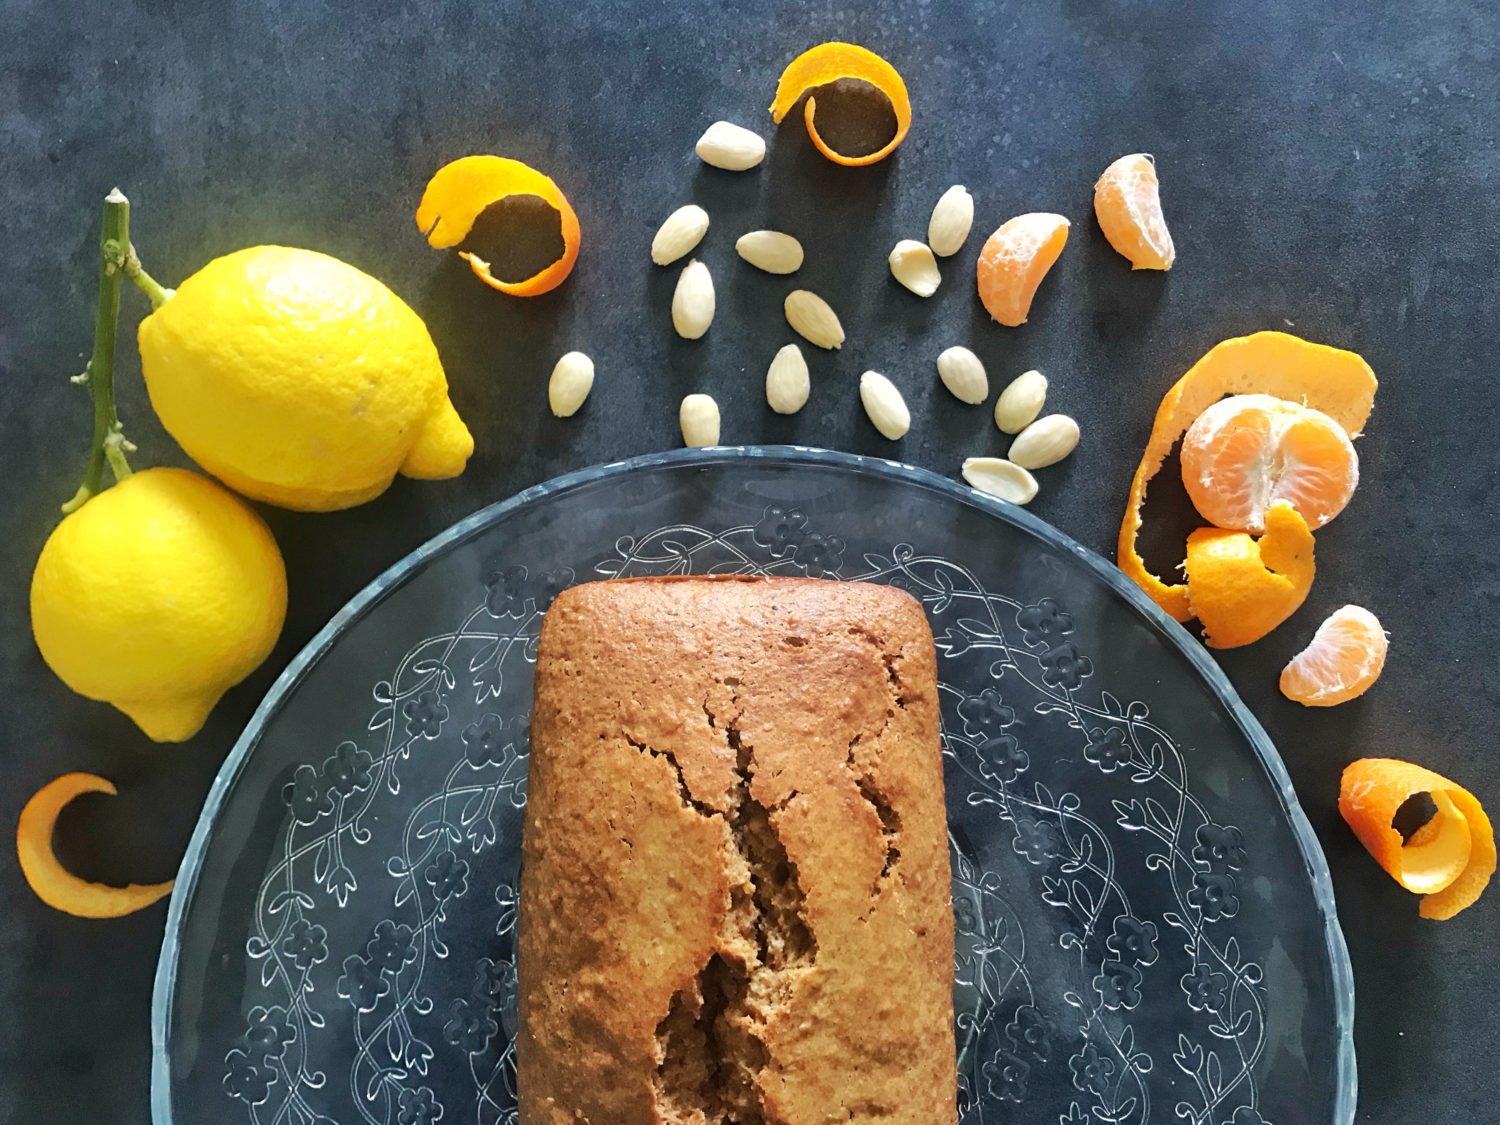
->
517 575 956 1124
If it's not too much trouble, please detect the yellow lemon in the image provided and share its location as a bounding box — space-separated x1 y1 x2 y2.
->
30 468 287 742
138 246 473 511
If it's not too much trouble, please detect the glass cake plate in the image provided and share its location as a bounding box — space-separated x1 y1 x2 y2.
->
151 446 1354 1125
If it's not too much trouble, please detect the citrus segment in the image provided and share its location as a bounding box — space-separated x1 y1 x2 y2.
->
416 155 581 296
770 42 911 166
1118 332 1378 621
976 213 1070 328
1183 500 1314 648
1340 758 1495 920
1181 394 1359 533
1280 605 1388 706
17 774 174 918
1094 153 1175 270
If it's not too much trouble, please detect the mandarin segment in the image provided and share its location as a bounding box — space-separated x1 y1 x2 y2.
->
1117 332 1378 621
17 774 174 918
770 42 912 166
1183 501 1315 648
1094 153 1175 270
416 155 580 296
1181 394 1359 533
1280 604 1388 706
976 213 1070 328
1340 758 1495 920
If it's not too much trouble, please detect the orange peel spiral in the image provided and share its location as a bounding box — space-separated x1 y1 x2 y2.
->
1183 501 1315 648
1340 758 1495 920
770 42 912 166
1118 331 1378 622
416 155 580 296
17 773 174 918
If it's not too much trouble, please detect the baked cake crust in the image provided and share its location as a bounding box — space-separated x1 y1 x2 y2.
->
518 575 956 1123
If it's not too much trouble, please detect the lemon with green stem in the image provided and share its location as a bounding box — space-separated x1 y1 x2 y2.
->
30 190 287 743
137 244 473 511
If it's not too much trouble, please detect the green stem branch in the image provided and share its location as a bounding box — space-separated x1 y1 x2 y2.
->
63 188 155 513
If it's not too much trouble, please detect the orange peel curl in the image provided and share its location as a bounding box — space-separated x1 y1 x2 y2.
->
1340 758 1495 920
17 773 174 918
1118 331 1378 621
1183 501 1314 648
416 155 580 296
770 42 912 166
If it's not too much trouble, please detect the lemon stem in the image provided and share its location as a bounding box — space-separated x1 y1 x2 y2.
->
63 189 144 514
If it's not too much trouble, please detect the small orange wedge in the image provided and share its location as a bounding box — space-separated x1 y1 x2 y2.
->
1094 153 1175 270
1281 605 1388 706
976 213 1070 328
1341 758 1494 920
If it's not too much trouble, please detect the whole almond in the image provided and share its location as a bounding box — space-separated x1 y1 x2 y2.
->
671 259 715 339
962 457 1039 505
928 185 975 257
889 240 942 297
736 230 804 274
860 371 911 440
994 369 1049 434
651 204 710 266
1009 414 1080 469
680 393 721 447
936 346 988 404
765 344 810 415
784 290 844 350
695 121 765 171
547 351 595 417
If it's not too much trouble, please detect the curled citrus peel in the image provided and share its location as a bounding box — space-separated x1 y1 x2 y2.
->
1118 331 1378 622
1340 759 1495 920
416 155 580 296
1183 501 1314 648
770 42 911 166
17 773 173 918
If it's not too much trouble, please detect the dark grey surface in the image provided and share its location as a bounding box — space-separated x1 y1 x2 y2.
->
0 1 1495 1121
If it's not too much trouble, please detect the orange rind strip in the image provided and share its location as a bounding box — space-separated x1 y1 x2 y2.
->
1340 758 1495 920
416 155 580 296
1118 332 1378 621
770 42 912 166
17 773 174 918
1183 500 1314 648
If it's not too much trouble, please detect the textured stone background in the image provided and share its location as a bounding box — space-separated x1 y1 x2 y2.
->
0 0 1496 1120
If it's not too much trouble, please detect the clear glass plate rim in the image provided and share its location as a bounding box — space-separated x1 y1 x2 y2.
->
148 443 1356 1124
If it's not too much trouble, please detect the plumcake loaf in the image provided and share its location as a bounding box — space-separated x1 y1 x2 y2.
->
518 575 956 1123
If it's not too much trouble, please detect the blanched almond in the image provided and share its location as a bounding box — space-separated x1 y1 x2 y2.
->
936 346 987 404
765 344 810 414
680 393 721 446
695 121 765 171
928 185 975 257
784 290 844 350
736 230 804 274
860 371 910 439
962 457 1039 505
1009 414 1079 469
889 240 941 297
651 204 710 266
994 369 1048 433
547 351 595 417
671 259 715 339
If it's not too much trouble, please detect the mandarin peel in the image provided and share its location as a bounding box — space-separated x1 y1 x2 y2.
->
770 42 911 167
1118 331 1378 622
17 773 174 918
416 155 580 296
1183 501 1314 649
1340 759 1495 920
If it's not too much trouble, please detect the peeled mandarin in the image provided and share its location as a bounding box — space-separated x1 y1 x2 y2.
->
1280 605 1388 706
1094 153 1175 270
976 213 1069 328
